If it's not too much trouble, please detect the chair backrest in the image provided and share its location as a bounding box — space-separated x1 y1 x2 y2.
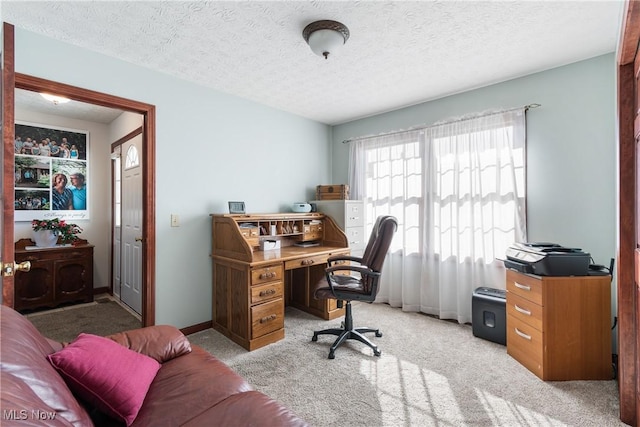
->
365 216 398 273
360 215 388 266
324 215 397 301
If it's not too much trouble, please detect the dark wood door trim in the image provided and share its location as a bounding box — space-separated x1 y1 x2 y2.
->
617 1 640 425
2 22 16 308
11 73 156 327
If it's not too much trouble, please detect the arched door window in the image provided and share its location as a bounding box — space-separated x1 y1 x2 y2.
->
125 145 140 169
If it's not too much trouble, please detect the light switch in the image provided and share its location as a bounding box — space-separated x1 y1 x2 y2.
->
171 214 179 227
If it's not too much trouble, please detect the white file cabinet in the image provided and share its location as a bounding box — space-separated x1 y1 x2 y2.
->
311 200 365 257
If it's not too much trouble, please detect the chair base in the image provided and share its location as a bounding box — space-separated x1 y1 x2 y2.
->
311 301 382 359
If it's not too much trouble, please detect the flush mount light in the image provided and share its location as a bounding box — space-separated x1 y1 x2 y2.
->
40 93 71 105
302 20 349 59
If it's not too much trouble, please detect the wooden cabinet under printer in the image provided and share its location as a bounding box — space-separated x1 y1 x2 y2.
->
506 269 612 380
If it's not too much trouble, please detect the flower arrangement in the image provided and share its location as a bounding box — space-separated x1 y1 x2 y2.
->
32 218 83 244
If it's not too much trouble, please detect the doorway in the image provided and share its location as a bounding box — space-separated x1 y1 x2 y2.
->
112 129 144 315
4 71 156 327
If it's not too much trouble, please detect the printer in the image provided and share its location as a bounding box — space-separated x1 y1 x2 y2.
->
503 242 591 276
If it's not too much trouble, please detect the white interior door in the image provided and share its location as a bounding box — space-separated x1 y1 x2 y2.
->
120 135 143 314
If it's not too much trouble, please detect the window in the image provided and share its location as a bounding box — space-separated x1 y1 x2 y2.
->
349 109 526 322
363 136 423 254
125 145 139 169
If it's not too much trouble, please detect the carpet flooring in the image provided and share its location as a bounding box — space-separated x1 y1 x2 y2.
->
189 302 624 427
23 300 623 426
26 299 141 343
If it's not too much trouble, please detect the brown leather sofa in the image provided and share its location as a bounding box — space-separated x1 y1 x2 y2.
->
0 305 308 426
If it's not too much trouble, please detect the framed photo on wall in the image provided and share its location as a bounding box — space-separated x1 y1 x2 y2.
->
14 121 89 222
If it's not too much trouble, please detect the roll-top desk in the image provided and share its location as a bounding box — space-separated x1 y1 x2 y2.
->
211 213 350 351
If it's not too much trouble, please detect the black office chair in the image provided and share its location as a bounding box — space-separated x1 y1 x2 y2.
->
312 215 398 359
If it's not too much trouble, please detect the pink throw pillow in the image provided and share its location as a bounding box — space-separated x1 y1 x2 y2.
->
48 333 161 426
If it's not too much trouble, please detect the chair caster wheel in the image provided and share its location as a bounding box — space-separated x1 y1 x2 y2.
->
312 334 318 342
375 330 382 337
328 351 335 359
373 349 381 357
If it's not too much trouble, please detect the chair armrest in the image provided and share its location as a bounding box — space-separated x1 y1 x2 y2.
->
106 325 192 363
327 254 364 264
325 264 375 275
324 266 381 297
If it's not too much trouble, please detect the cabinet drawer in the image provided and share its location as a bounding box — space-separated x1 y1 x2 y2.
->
251 281 283 304
345 203 364 228
506 270 542 305
239 226 259 238
302 223 323 242
251 298 284 339
285 254 328 270
251 265 283 285
506 292 543 332
345 226 365 250
17 247 92 263
507 314 543 378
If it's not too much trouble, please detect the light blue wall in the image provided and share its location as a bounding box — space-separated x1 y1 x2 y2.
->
14 28 332 328
332 53 618 337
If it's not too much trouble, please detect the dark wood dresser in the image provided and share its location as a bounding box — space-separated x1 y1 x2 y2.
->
14 238 94 312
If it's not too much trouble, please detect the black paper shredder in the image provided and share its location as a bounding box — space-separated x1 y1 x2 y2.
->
472 287 506 345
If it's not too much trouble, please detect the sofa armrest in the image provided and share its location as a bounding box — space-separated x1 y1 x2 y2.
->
46 337 63 352
106 325 192 363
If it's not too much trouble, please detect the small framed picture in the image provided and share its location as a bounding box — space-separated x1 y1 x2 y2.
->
228 201 246 214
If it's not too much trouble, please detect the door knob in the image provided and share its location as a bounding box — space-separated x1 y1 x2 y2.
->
135 237 143 242
2 261 31 277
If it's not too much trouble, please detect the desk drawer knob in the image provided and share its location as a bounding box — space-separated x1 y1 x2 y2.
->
260 314 277 323
514 327 532 341
259 272 277 280
259 289 276 297
514 282 531 291
514 304 531 316
301 259 315 266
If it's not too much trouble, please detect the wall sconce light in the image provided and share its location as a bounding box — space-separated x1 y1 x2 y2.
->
40 93 71 105
302 20 350 59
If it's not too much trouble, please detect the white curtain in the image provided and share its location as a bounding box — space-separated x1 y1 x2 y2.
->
348 109 527 323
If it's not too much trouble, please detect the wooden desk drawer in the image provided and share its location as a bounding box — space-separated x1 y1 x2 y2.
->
251 264 283 285
239 226 259 237
506 270 542 305
506 292 543 332
285 254 328 270
507 314 543 377
251 281 283 304
251 298 284 339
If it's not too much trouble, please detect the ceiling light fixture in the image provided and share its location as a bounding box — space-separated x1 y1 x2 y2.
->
40 93 71 105
302 20 349 59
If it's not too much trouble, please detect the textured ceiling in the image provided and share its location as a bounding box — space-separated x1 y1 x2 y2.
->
4 1 624 125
